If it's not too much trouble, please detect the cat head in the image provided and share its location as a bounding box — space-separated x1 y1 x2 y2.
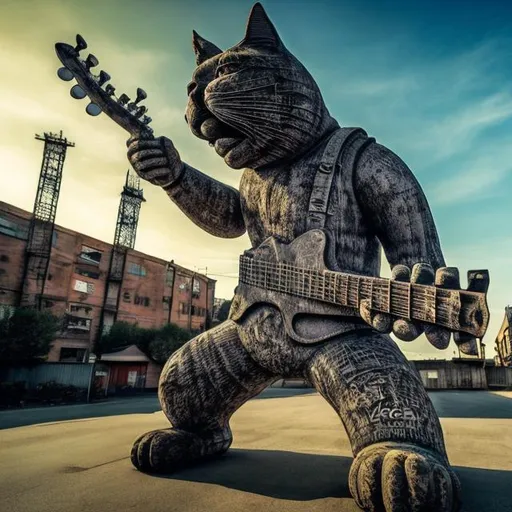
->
185 3 338 170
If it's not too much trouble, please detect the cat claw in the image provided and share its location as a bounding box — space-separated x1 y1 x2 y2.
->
348 442 462 512
130 427 231 474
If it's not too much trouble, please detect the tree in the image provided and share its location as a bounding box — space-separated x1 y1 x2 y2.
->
216 300 232 323
95 321 192 364
0 308 60 364
95 321 158 357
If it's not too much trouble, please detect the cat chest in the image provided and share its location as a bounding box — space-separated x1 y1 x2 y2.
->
240 168 314 242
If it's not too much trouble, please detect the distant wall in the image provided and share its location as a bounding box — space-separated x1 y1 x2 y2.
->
0 362 93 390
413 360 487 390
486 366 512 388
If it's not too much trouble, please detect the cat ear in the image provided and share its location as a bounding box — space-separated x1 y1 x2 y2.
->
192 30 223 65
242 3 282 48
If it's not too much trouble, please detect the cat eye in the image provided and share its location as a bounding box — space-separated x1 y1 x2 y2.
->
215 63 240 78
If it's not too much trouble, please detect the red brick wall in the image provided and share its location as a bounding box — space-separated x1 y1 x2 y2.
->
0 203 30 307
0 202 216 362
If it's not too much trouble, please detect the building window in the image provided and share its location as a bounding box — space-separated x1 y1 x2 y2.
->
134 295 150 307
59 347 87 363
0 216 28 240
79 245 102 265
192 278 201 299
128 263 146 276
75 267 100 279
44 300 54 308
0 254 9 262
52 231 58 247
190 306 206 317
180 302 189 314
73 279 95 294
162 296 171 309
178 277 190 292
66 315 91 331
69 304 92 315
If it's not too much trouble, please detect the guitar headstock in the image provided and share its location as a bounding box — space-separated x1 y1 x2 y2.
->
55 34 153 138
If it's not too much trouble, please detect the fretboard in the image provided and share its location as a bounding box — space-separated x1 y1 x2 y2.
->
238 255 480 336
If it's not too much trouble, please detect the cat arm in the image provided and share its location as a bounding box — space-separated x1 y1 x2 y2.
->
127 135 246 238
353 142 460 347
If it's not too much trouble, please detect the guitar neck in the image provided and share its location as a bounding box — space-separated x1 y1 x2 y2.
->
239 256 487 338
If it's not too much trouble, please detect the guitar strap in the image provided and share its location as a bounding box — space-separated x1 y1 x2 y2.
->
307 127 367 230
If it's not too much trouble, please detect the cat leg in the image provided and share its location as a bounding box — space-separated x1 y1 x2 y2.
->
305 330 461 512
131 320 275 473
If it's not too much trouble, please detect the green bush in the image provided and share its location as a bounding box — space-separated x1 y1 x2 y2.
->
0 308 60 363
39 381 87 403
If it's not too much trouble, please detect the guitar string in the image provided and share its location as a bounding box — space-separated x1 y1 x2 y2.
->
238 258 463 326
239 257 460 306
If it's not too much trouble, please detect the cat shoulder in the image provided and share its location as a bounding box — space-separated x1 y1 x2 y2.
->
354 139 419 198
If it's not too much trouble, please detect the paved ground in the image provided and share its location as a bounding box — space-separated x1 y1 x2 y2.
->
0 391 511 512
0 388 316 430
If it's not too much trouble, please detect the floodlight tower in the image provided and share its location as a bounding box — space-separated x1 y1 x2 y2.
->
100 170 145 334
20 131 74 308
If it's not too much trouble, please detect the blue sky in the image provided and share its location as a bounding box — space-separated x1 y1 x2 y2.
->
0 0 510 359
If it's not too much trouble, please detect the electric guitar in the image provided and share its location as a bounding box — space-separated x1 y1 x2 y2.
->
230 230 490 345
55 34 153 138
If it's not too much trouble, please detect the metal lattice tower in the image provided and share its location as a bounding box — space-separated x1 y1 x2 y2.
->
21 131 74 308
115 171 146 248
109 170 146 280
100 171 145 335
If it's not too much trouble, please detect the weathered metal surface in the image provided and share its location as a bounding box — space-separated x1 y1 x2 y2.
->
55 2 496 510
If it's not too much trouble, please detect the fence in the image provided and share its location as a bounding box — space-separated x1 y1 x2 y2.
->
486 366 512 388
0 362 93 390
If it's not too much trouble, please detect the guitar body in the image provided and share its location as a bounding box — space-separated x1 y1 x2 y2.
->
230 230 362 344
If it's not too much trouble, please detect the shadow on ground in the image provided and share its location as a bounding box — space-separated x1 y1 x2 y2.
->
163 449 512 511
429 391 512 419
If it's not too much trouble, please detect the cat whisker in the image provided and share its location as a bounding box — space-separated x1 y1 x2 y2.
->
208 97 323 123
211 104 319 143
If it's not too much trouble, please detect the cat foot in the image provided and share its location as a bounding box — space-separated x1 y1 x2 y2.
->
130 427 231 474
348 442 461 512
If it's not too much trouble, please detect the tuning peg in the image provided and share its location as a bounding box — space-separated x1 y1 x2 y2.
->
86 102 102 116
118 93 130 106
127 88 148 112
74 34 87 54
134 106 147 118
84 54 99 71
70 84 87 99
98 70 111 87
135 88 147 104
141 115 152 125
105 84 116 96
57 66 74 81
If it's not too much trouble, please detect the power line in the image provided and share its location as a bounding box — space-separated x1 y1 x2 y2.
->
207 273 239 279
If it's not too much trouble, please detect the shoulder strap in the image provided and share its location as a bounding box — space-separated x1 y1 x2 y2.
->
307 127 366 230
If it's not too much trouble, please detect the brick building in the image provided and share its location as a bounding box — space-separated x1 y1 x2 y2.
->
0 201 216 363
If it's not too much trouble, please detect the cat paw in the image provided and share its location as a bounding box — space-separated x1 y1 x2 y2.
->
131 428 230 474
348 442 461 512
